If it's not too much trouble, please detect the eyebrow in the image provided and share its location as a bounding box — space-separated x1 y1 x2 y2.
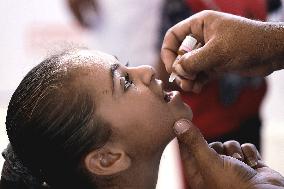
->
110 63 120 95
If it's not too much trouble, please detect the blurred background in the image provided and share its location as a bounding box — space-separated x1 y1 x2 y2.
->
0 0 284 188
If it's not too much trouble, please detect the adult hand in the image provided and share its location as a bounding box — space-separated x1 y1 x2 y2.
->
174 119 284 189
67 0 97 28
209 140 260 168
161 10 284 93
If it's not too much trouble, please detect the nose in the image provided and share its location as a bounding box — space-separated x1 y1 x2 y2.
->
130 65 156 86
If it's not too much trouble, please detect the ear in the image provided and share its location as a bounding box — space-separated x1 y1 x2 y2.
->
84 144 131 176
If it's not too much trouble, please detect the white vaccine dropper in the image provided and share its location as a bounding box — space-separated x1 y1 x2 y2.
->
169 35 198 82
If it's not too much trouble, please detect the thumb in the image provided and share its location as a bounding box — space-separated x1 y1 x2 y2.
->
176 40 221 76
174 119 223 175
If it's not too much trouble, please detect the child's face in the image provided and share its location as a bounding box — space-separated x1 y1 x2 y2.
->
74 50 193 156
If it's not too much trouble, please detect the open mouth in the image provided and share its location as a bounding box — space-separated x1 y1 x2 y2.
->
156 79 174 103
163 91 173 103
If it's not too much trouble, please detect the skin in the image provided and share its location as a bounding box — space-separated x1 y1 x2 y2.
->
66 0 177 92
77 50 192 149
69 50 193 189
66 50 265 189
174 119 284 189
161 10 284 93
160 10 284 188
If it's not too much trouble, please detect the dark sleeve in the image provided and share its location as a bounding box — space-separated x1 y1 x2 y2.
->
0 177 50 189
267 0 282 13
0 177 29 189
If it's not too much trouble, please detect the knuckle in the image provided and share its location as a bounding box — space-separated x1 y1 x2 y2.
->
165 27 175 38
209 141 223 148
200 10 214 17
209 141 224 154
224 140 240 148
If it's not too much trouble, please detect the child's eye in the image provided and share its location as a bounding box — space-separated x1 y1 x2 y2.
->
123 72 133 91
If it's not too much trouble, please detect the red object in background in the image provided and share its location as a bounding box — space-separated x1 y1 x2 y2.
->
181 0 267 139
182 80 267 138
186 0 267 20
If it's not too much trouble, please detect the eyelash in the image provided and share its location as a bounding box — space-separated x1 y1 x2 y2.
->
123 72 133 91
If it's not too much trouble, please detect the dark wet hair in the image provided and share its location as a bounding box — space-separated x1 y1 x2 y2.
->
3 49 112 188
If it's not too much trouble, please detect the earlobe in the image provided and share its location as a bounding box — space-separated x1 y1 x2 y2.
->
84 147 131 176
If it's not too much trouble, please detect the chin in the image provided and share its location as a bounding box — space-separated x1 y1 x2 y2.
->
172 104 193 122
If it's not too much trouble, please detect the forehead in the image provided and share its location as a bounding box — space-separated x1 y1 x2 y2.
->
66 49 117 68
67 49 117 100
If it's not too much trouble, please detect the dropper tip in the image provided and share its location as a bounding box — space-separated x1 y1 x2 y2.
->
169 72 177 82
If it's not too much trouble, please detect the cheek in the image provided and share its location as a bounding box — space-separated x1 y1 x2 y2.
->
114 106 174 156
129 93 173 121
131 96 175 136
99 97 176 156
111 92 174 132
171 105 193 121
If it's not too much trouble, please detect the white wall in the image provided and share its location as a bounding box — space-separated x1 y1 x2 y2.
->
0 0 92 178
0 0 284 187
261 2 284 174
0 0 66 171
0 1 184 188
261 72 284 174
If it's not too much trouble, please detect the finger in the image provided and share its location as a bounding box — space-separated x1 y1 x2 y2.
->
161 28 184 73
173 61 197 80
174 76 195 91
191 72 209 93
180 78 194 91
174 119 223 175
161 12 206 73
254 160 267 169
173 54 197 78
223 140 244 161
241 143 259 167
178 143 202 186
177 40 222 76
209 142 224 155
161 48 177 73
176 72 209 93
174 76 182 87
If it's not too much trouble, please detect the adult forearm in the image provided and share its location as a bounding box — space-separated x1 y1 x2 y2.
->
261 22 284 72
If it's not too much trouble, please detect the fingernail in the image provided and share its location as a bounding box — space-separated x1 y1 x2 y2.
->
232 153 242 160
174 119 192 135
248 158 258 167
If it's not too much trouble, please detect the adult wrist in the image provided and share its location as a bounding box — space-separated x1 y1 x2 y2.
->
261 22 284 72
